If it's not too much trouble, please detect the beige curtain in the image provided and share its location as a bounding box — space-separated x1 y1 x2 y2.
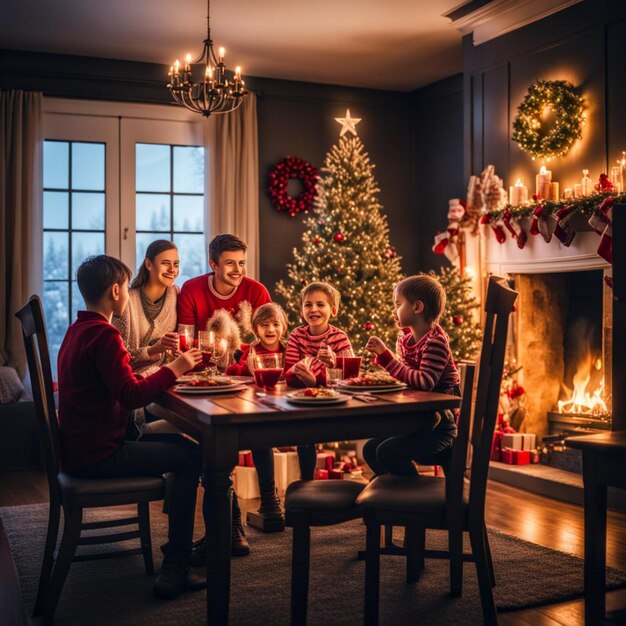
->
0 90 43 377
204 93 260 279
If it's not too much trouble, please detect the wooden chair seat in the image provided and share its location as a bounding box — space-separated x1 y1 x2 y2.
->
58 473 164 506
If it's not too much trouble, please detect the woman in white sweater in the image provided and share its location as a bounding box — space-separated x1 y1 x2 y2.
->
113 239 180 378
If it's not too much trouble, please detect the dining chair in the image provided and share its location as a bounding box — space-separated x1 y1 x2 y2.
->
356 275 518 626
16 295 165 625
284 476 367 625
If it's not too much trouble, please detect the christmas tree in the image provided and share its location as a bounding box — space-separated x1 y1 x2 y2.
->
276 112 404 349
429 265 482 361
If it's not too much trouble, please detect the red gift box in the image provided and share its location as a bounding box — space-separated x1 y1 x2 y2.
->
501 448 530 465
238 451 254 467
314 469 329 480
491 431 504 461
329 468 344 479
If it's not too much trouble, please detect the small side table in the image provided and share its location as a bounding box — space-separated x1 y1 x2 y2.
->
566 431 626 624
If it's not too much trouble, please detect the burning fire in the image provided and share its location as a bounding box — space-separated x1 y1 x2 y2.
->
557 354 608 416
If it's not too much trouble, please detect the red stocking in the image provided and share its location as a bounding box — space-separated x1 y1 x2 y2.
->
552 205 576 246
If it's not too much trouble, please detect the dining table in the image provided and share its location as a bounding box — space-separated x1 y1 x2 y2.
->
151 379 461 625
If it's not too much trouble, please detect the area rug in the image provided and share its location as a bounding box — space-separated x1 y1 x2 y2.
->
3 503 626 625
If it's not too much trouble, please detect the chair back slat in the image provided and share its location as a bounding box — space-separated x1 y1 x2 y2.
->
467 277 518 523
15 295 62 501
445 360 476 513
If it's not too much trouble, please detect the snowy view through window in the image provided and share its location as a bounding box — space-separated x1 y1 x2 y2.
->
43 140 206 376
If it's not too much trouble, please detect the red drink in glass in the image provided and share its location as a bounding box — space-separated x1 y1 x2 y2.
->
341 356 362 378
254 368 283 391
179 334 190 352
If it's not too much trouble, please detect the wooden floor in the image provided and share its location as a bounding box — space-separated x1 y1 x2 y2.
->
1 471 626 625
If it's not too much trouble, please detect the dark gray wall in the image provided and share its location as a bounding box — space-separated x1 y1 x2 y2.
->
464 0 626 189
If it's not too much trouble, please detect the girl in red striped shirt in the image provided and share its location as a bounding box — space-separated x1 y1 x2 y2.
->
284 282 354 479
364 274 460 476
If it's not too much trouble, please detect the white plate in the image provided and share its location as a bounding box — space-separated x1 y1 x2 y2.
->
174 382 244 395
286 391 350 405
336 382 407 393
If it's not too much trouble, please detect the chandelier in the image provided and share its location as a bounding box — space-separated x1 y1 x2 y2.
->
167 0 247 117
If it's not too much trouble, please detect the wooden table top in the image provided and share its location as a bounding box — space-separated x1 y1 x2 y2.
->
566 431 626 452
157 381 461 427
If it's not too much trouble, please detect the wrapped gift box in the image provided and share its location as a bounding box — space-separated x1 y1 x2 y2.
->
491 431 504 461
274 450 301 496
232 465 260 499
501 448 531 465
314 469 329 480
238 450 254 467
501 433 524 451
316 452 335 471
521 434 537 451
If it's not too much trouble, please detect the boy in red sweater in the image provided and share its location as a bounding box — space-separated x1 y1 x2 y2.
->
58 255 205 600
284 282 353 479
363 274 460 476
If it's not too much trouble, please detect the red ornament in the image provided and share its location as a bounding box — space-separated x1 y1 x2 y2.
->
453 315 463 326
333 232 345 243
312 235 321 245
385 247 395 259
336 267 343 274
363 321 374 331
267 156 318 217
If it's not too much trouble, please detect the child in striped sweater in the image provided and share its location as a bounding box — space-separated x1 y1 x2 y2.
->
363 274 460 476
284 282 354 479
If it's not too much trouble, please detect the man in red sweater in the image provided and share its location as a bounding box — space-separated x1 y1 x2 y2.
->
177 233 271 557
58 255 206 600
177 233 271 330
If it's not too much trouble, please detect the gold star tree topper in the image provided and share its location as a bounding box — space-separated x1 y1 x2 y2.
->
335 109 361 137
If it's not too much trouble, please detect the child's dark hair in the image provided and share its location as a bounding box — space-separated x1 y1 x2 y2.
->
209 234 247 264
251 303 289 336
131 239 178 289
395 274 446 324
76 255 132 305
300 282 340 311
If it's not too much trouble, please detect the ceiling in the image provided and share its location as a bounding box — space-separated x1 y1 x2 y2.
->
0 0 465 92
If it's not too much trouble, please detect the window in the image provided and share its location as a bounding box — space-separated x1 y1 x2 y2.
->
43 140 106 370
42 100 207 375
135 143 206 286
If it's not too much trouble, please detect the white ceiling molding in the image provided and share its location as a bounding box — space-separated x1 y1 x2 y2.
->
445 0 583 46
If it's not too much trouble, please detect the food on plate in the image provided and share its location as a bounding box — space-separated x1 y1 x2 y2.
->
179 375 234 387
343 372 401 387
293 387 338 398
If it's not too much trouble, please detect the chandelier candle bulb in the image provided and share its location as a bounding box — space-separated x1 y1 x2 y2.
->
535 165 552 199
581 169 592 195
509 179 528 206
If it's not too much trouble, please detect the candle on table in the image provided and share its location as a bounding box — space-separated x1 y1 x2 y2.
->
574 183 582 197
563 187 573 199
509 179 528 206
536 165 552 199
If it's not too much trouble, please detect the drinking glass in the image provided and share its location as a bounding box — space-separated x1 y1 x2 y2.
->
252 353 284 391
197 330 214 374
325 367 343 387
177 324 195 353
336 349 361 379
210 336 228 374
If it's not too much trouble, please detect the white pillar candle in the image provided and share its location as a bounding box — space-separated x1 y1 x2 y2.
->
509 178 528 206
549 182 560 201
574 183 582 197
536 165 552 199
581 169 593 195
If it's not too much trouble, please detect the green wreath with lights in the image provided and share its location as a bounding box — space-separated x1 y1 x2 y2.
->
512 80 585 160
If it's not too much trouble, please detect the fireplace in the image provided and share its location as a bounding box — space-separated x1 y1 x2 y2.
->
509 269 612 439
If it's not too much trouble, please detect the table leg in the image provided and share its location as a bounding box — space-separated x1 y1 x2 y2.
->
583 450 607 624
201 428 238 625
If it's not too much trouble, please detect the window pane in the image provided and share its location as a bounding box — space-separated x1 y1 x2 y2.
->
43 281 69 377
136 193 170 231
72 232 105 276
43 191 69 229
71 281 85 325
173 146 204 193
44 232 69 280
173 234 206 287
43 141 69 189
72 143 105 190
173 195 203 232
136 144 170 192
72 192 105 230
136 232 170 273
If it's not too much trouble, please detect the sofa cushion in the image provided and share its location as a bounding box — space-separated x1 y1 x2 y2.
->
0 367 26 403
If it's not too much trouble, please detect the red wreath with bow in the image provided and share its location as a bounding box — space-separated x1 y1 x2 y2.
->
268 156 318 217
